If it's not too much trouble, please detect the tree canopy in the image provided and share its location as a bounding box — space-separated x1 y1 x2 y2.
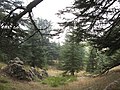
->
58 0 120 54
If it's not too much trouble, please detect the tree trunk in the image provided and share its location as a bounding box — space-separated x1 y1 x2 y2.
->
71 69 75 76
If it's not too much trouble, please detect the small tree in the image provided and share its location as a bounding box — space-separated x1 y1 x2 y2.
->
60 42 84 75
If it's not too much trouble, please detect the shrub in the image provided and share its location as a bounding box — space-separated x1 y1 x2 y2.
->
41 76 77 87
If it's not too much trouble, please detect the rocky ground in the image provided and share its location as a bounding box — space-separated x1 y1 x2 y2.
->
0 57 48 81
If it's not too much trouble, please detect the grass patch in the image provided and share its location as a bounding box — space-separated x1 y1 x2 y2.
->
0 76 10 83
41 76 77 87
0 84 14 90
0 76 13 90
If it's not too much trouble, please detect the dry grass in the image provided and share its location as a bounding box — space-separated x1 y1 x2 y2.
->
47 68 63 76
57 66 120 90
43 66 120 90
0 64 120 90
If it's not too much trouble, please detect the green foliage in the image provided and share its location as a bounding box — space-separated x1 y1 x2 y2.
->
85 46 110 74
86 48 97 73
0 16 59 68
0 0 59 65
0 76 13 90
0 84 13 90
0 76 9 84
17 18 59 68
60 41 85 75
57 0 120 74
58 0 120 54
41 76 77 87
99 49 120 74
0 0 28 59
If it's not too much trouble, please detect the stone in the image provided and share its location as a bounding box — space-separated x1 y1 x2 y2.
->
2 57 32 81
1 57 48 81
30 67 42 79
41 69 48 78
8 57 24 65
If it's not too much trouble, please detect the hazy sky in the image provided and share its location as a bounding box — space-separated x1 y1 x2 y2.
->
24 0 74 44
23 0 74 43
25 0 73 24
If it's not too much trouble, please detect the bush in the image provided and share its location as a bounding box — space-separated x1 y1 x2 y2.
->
41 76 77 87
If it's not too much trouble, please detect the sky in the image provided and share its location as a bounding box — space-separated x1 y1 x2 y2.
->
25 0 73 22
23 0 74 44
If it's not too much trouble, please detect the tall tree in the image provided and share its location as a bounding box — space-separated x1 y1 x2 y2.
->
57 0 120 73
18 18 52 68
60 42 84 75
58 0 120 54
86 48 97 73
18 18 60 68
0 0 27 59
60 29 85 75
0 0 52 60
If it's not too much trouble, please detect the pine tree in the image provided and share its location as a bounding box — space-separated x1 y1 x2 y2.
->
60 42 84 75
58 0 120 54
86 48 97 73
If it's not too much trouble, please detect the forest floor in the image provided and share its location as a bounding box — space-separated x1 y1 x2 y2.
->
0 63 120 90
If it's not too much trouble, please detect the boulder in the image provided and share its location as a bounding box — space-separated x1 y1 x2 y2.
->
3 59 32 81
1 57 48 81
8 57 24 65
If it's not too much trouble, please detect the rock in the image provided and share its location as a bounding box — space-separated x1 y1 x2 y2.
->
30 67 42 79
41 69 48 78
2 57 32 81
1 57 48 81
8 57 24 65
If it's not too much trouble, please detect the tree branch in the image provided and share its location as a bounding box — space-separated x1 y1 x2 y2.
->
28 12 43 37
18 25 50 46
13 0 43 23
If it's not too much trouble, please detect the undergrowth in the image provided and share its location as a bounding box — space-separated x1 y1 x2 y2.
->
41 76 77 87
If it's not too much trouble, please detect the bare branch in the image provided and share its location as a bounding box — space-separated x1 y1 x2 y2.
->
28 12 43 37
13 0 43 23
18 25 51 46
